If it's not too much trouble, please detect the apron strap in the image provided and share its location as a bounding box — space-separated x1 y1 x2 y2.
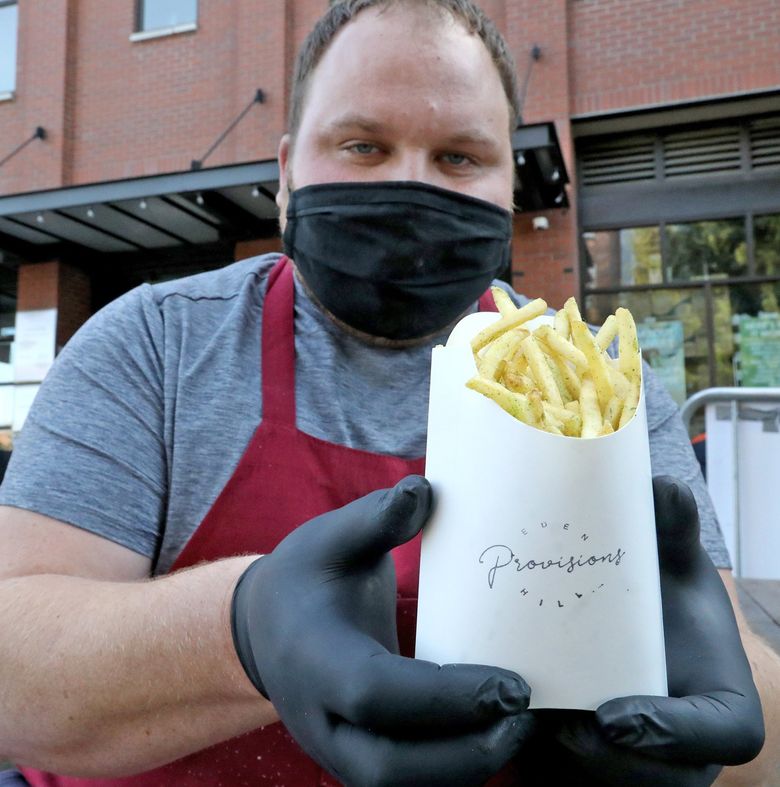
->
478 287 498 312
261 257 296 425
261 260 499 425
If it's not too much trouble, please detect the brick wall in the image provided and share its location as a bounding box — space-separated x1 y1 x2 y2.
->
15 261 91 349
0 1 72 195
569 0 780 116
4 0 780 316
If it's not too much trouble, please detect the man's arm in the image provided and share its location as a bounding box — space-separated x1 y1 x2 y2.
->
0 506 276 778
716 569 780 786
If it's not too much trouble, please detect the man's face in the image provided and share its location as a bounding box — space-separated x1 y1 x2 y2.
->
277 5 515 225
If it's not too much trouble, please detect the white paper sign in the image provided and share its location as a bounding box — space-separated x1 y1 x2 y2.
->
417 312 667 710
13 309 57 383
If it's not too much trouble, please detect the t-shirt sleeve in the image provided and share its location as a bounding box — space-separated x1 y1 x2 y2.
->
0 284 167 559
643 362 732 569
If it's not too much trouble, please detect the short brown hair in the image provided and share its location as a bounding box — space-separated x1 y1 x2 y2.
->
288 0 519 138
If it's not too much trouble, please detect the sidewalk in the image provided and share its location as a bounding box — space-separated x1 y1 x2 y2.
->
737 579 780 655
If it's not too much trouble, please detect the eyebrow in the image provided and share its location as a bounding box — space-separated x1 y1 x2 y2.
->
322 115 502 148
321 114 385 135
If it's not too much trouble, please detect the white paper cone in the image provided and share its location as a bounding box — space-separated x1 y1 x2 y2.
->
417 312 668 710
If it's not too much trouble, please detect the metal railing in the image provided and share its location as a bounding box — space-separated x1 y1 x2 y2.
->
681 387 780 577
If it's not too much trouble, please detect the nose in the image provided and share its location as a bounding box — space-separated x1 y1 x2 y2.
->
386 150 439 187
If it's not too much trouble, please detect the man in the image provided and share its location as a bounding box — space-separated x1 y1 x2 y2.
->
0 1 775 785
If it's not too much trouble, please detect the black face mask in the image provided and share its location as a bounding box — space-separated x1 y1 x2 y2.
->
282 181 512 340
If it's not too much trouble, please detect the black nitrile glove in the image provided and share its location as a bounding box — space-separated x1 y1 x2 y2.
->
554 475 765 786
231 475 535 787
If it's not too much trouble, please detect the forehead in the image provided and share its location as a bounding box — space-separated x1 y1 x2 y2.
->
297 5 512 138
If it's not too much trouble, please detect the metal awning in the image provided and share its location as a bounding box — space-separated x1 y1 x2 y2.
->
512 122 570 211
0 160 281 264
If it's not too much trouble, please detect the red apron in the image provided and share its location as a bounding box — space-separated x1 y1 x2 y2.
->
21 258 499 787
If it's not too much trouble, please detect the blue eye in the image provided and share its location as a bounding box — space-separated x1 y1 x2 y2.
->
350 143 378 155
443 153 471 166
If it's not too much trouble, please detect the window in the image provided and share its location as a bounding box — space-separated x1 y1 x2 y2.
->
137 0 197 33
583 227 662 288
577 114 780 409
0 1 18 95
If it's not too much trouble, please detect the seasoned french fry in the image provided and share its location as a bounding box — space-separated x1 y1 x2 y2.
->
544 353 572 404
563 296 581 324
521 335 563 407
528 389 545 425
604 395 623 431
502 370 535 394
579 376 602 438
466 297 642 438
570 321 615 410
476 327 528 380
554 308 570 339
535 324 588 370
466 377 537 427
553 354 582 399
544 402 582 437
606 364 631 400
471 298 547 353
490 286 518 318
616 307 641 381
618 375 641 429
595 314 618 351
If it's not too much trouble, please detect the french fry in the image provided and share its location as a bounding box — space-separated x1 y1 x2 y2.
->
544 402 582 437
554 308 570 339
553 354 582 400
503 370 535 394
616 307 641 381
476 327 528 381
466 297 642 439
563 296 581 324
595 314 618 351
544 353 573 405
521 335 563 407
606 364 631 400
618 375 641 429
579 376 602 438
534 325 588 371
470 298 547 353
604 395 623 431
570 320 615 410
466 376 537 426
490 286 518 318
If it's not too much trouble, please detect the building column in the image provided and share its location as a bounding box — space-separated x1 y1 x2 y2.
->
6 260 91 434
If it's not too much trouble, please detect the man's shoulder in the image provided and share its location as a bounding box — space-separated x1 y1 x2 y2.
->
148 252 283 307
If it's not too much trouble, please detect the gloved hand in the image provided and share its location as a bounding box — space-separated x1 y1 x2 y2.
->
231 475 535 787
554 475 765 786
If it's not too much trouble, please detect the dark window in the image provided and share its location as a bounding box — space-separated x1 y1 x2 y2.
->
754 213 780 277
666 219 747 282
0 1 18 93
578 115 780 409
137 0 197 32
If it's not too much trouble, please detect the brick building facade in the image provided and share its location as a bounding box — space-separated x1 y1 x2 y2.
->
1 0 779 434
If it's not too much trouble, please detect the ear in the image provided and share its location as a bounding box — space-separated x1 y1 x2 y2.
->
276 134 292 216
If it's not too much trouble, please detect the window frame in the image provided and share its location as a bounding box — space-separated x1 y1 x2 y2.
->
134 0 198 36
0 0 18 97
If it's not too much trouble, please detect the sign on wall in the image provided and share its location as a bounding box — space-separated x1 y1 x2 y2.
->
636 318 687 406
735 313 780 387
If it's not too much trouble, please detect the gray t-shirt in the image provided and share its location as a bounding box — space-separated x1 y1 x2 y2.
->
0 253 730 573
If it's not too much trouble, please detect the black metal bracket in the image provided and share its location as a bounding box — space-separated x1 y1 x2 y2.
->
0 127 47 170
517 45 542 125
191 89 265 171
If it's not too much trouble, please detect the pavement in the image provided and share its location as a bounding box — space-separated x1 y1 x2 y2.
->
737 578 780 655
